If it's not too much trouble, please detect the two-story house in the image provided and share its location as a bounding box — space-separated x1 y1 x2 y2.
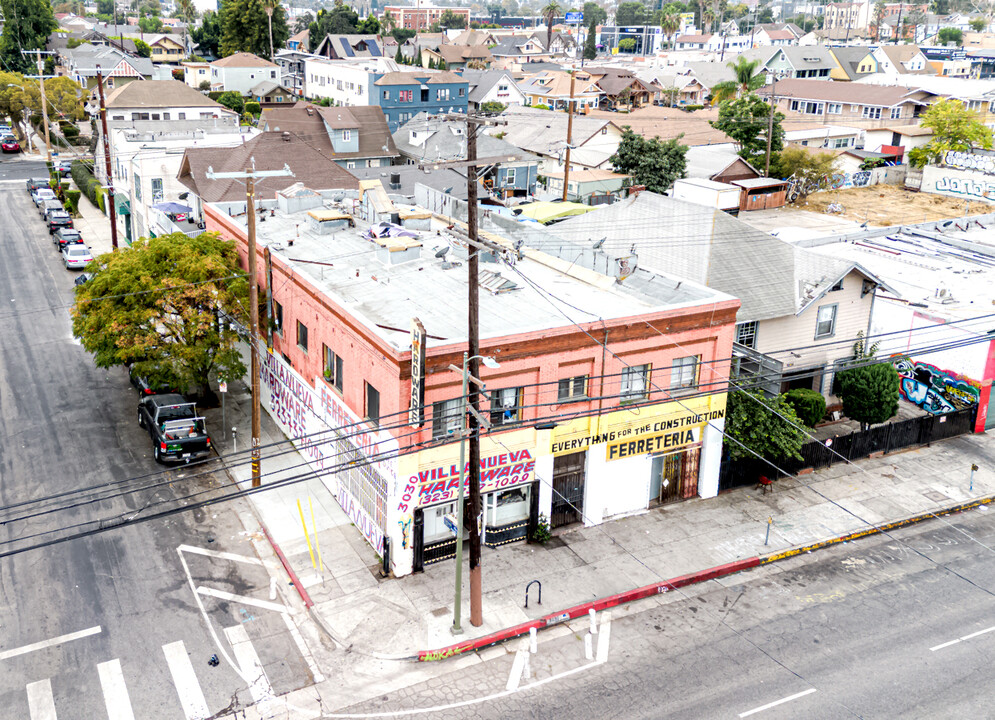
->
519 69 603 110
462 69 527 111
498 106 624 172
856 44 932 77
60 44 153 90
757 78 933 126
742 45 838 79
145 33 186 64
303 57 396 106
420 43 493 71
261 102 399 169
312 34 387 60
181 60 211 90
210 52 281 95
374 71 468 131
274 49 314 96
393 113 538 199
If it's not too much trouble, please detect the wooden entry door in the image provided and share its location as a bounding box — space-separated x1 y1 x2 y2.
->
551 451 586 527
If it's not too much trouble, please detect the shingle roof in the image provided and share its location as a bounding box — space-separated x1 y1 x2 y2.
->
177 132 360 203
433 44 493 64
758 78 929 106
462 69 518 103
211 51 278 68
777 46 839 69
249 80 294 96
498 106 620 160
829 46 871 80
374 70 465 85
260 103 398 160
392 112 531 163
675 34 712 43
105 79 226 109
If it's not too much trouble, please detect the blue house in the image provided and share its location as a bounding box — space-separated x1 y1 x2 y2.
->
373 71 468 132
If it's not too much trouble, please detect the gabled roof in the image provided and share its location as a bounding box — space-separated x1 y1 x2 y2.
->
685 146 760 180
105 79 228 109
829 46 871 80
758 78 931 107
675 33 713 43
392 112 532 163
519 69 602 97
288 29 310 50
211 51 278 69
249 80 295 96
777 45 838 69
431 43 493 64
462 69 520 103
313 34 385 59
261 103 399 159
177 132 359 203
498 107 621 164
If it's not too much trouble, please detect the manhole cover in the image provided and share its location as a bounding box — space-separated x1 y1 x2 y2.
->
430 606 449 618
923 490 949 503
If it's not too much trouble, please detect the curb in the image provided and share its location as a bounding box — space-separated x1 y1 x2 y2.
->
414 492 995 663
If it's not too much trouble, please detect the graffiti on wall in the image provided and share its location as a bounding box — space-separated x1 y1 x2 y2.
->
786 171 872 202
944 150 995 177
933 175 995 200
894 358 981 414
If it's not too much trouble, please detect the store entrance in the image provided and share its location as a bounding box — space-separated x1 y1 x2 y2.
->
551 451 586 527
649 447 701 505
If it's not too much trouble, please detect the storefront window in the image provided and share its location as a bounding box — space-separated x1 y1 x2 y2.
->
486 486 530 527
423 501 460 544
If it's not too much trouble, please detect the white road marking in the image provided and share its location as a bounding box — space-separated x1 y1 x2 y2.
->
506 643 529 692
930 623 995 651
738 688 817 718
178 544 277 568
97 659 137 720
596 612 612 663
162 641 211 720
281 613 325 683
0 626 102 661
25 678 57 720
223 625 273 704
196 586 289 614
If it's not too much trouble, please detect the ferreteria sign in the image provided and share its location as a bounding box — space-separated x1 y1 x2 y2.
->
550 394 726 458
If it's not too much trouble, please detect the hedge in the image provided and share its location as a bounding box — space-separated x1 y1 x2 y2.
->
245 101 261 115
71 159 104 210
785 388 827 427
64 189 81 217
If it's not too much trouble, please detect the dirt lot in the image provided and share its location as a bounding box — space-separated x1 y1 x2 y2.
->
793 185 993 226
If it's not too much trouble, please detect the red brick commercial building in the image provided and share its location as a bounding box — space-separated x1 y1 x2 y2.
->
382 5 470 30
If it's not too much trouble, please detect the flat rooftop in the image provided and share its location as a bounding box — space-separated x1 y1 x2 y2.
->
222 200 728 350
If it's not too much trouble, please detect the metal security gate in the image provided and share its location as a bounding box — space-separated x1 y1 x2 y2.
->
650 447 701 504
551 452 586 528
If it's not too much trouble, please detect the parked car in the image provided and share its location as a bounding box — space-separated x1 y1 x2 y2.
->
137 394 211 464
129 365 180 396
55 227 83 251
31 187 56 206
26 178 48 194
74 272 93 287
40 198 63 219
62 242 93 269
1 135 20 153
54 159 72 177
48 211 74 234
0 125 13 136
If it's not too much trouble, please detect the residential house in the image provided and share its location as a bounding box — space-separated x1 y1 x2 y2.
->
489 35 555 66
381 5 471 31
261 102 399 169
249 81 296 105
210 52 281 95
674 33 713 50
685 146 762 184
182 60 211 90
275 49 315 96
785 124 862 150
828 46 872 81
587 67 659 109
585 105 736 147
145 34 186 64
854 73 995 122
374 71 469 131
349 163 469 202
543 168 629 202
598 26 665 55
823 1 872 34
753 27 799 46
863 124 934 161
757 78 932 126
519 69 603 110
203 182 738 576
748 45 839 79
313 34 387 60
59 44 153 90
542 191 897 397
287 29 310 53
451 29 497 46
421 43 493 71
303 57 396 106
858 45 931 76
636 70 706 106
393 113 538 198
462 69 526 111
498 106 624 171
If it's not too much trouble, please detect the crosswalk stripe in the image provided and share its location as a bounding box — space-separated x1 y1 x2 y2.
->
96 659 136 720
26 678 57 720
162 641 211 720
223 625 273 704
281 613 325 683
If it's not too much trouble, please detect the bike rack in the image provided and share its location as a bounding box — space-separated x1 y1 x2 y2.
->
525 579 542 609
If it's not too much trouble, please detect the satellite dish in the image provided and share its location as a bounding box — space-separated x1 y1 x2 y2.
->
435 246 449 259
443 186 453 194
592 236 606 249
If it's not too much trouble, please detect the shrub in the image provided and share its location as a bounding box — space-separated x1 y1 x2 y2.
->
244 101 261 115
171 68 184 81
71 160 104 209
216 91 245 114
533 103 550 110
682 104 704 112
199 80 211 91
96 186 106 213
62 123 80 140
784 389 826 427
64 189 81 216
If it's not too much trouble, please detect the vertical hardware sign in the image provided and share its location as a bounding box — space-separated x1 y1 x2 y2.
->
409 317 427 426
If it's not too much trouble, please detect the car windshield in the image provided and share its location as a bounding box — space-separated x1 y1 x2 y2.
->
2 136 14 142
66 246 89 257
60 231 80 239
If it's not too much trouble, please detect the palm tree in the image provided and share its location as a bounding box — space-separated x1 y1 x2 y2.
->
541 1 561 53
263 0 280 59
382 9 396 33
661 12 679 47
710 56 764 104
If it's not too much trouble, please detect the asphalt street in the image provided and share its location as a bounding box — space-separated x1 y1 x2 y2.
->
338 508 995 719
0 160 319 719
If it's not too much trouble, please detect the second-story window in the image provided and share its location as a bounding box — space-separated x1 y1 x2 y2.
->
490 387 523 426
366 382 381 426
557 375 587 401
432 398 462 439
620 364 650 400
273 301 283 334
297 320 308 353
735 321 758 349
342 129 351 141
323 344 343 392
671 356 699 390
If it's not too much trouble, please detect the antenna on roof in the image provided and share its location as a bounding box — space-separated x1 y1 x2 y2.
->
592 236 606 249
435 246 450 259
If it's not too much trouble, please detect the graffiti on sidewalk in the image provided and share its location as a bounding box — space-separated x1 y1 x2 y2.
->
894 358 980 414
786 171 872 203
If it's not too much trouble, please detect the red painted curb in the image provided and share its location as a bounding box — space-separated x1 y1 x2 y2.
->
261 524 314 609
417 557 759 662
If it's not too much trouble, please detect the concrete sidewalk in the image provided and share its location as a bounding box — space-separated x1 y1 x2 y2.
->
202 374 995 660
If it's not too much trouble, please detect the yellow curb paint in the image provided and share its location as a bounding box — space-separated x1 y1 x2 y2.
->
308 496 323 574
298 498 317 570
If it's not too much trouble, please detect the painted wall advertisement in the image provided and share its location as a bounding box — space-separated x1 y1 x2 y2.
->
549 393 726 459
259 351 397 555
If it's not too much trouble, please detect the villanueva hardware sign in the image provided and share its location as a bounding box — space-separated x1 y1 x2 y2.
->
409 318 426 426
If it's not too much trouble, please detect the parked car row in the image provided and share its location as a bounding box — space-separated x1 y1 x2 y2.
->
29 178 94 271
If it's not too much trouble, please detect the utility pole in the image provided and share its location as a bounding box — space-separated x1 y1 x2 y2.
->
764 73 778 177
206 162 294 488
96 69 119 250
23 49 55 165
562 71 575 202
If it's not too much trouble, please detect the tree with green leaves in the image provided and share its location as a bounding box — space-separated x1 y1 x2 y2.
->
309 1 359 47
970 16 986 31
358 14 380 33
582 1 607 25
618 37 636 51
615 0 647 24
583 16 597 59
907 8 926 41
724 389 807 463
937 26 963 44
659 12 679 47
439 8 467 29
294 12 313 33
133 37 152 57
481 100 506 113
542 0 561 52
0 0 57 74
71 232 249 398
710 93 783 172
192 10 222 57
710 56 765 104
216 90 244 113
96 0 114 12
220 0 289 57
609 127 688 193
784 388 826 427
176 0 197 53
908 98 994 168
836 362 899 431
779 145 837 198
138 15 164 33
